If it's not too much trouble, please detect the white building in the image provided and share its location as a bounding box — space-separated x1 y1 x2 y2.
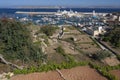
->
112 15 118 21
86 26 106 36
119 16 120 22
55 10 81 17
93 10 96 16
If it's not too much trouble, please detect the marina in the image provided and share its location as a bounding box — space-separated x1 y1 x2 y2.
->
0 8 119 36
0 0 120 80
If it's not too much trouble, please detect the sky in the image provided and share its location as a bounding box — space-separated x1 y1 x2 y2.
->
0 0 120 8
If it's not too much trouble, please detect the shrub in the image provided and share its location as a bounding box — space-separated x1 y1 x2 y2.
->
40 26 58 36
92 51 112 60
0 19 45 63
116 54 120 61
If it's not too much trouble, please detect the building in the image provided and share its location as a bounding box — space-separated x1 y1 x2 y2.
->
86 26 106 36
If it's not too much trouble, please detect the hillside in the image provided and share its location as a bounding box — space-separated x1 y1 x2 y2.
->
0 19 120 80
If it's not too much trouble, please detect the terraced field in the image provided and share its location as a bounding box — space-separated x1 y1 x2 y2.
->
11 66 107 80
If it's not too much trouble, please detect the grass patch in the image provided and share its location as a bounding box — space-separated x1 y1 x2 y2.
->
14 46 89 74
14 61 89 74
89 63 120 80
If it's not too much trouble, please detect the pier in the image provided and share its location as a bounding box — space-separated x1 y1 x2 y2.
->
16 11 107 16
16 11 56 15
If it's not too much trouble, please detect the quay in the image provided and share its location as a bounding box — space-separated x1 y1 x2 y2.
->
16 11 56 15
15 11 107 15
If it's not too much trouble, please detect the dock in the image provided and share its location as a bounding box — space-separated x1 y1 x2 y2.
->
16 11 56 15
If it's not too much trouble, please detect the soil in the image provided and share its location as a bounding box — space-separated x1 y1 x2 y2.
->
11 66 107 80
102 57 120 66
60 66 107 80
0 63 11 74
11 71 63 80
77 43 101 54
110 70 120 80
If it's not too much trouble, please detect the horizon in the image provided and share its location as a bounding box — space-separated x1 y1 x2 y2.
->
0 0 120 8
0 5 120 9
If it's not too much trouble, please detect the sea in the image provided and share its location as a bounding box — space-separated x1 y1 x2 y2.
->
0 8 120 25
0 8 120 14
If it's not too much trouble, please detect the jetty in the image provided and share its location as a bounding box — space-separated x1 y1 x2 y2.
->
16 11 56 15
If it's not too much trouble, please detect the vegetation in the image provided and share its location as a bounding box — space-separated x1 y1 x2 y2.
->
89 37 100 48
0 19 120 80
90 63 120 80
13 60 120 80
91 51 112 61
0 19 45 64
14 60 120 80
14 46 89 74
65 37 74 43
56 46 65 56
116 54 120 61
40 25 58 36
14 61 89 74
56 46 75 62
102 26 120 47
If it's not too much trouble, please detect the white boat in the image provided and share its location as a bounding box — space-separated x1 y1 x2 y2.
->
36 20 41 23
19 17 29 22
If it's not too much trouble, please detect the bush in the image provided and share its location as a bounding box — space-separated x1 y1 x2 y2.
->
0 19 45 63
116 54 120 61
40 26 58 36
56 46 65 56
56 46 76 63
92 51 111 60
102 26 120 47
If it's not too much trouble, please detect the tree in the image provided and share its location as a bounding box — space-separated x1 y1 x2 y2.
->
110 29 120 47
103 25 120 47
0 19 45 64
